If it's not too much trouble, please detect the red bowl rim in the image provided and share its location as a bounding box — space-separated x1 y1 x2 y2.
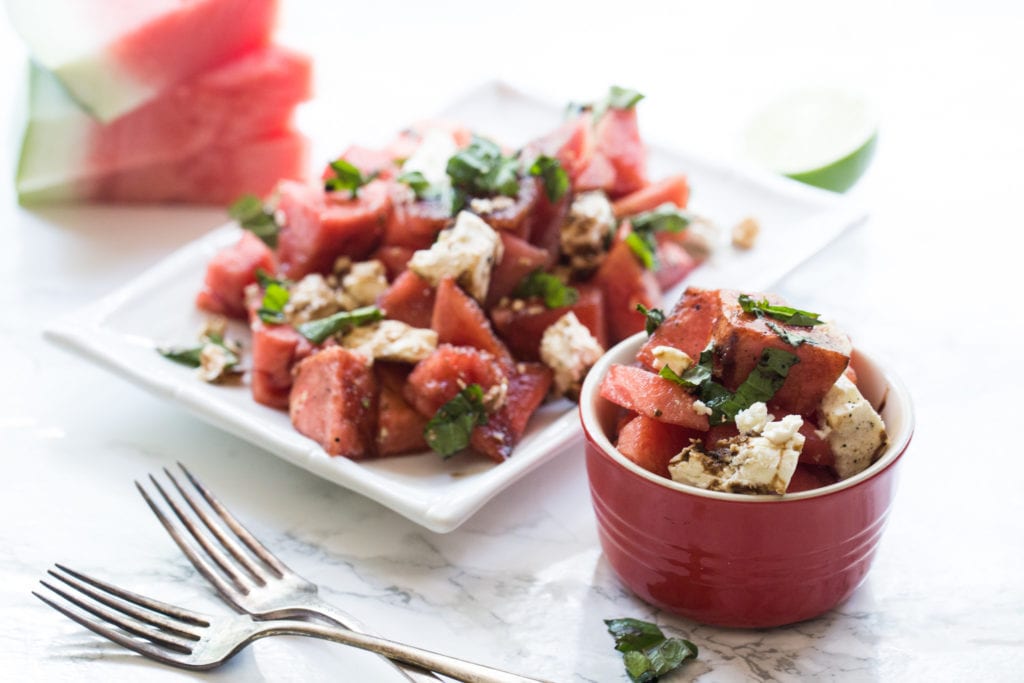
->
579 331 915 503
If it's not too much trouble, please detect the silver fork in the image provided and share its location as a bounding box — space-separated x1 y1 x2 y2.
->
136 463 438 682
34 564 552 682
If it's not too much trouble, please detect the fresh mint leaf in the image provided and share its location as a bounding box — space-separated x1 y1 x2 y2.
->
446 136 521 199
514 270 579 309
324 158 377 198
605 618 697 683
228 194 279 248
635 304 665 336
528 155 569 202
296 306 384 345
738 294 824 327
424 384 489 458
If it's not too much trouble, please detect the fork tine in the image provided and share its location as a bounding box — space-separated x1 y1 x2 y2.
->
48 566 204 640
136 481 246 599
38 579 196 654
54 564 209 625
162 467 268 586
178 462 289 577
33 590 191 667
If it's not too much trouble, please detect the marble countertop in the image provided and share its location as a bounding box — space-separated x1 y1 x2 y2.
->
2 2 1022 681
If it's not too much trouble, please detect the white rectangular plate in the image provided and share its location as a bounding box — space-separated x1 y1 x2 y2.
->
46 81 865 533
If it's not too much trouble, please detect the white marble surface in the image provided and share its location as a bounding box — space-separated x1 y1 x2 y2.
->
2 1 1023 681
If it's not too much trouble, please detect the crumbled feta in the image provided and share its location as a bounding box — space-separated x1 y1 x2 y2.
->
735 402 772 435
561 191 615 276
650 345 693 376
680 215 719 261
284 273 355 325
197 343 237 383
669 414 805 495
731 216 760 250
340 320 438 364
692 400 713 417
341 260 388 307
408 211 503 301
482 378 510 412
539 312 605 399
469 195 516 214
401 128 458 185
818 374 888 479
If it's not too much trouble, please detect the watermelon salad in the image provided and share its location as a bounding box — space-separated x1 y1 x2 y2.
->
599 287 888 494
170 87 718 463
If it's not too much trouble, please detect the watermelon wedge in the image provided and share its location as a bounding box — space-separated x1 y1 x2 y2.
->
4 0 278 122
16 45 312 203
27 130 308 204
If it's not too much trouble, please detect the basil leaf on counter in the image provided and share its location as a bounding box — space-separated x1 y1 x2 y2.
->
636 304 665 336
296 305 384 345
424 384 489 458
324 158 377 197
514 270 578 309
528 155 569 202
605 618 698 683
228 194 279 248
738 294 824 327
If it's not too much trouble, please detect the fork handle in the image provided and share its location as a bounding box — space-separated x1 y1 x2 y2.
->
250 619 554 683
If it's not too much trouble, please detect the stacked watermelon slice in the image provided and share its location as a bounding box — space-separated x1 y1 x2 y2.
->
6 0 312 204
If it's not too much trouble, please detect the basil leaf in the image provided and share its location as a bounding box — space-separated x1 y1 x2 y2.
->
324 158 376 198
605 617 697 683
738 294 824 326
446 136 520 198
708 347 799 424
258 283 290 325
528 155 569 202
424 384 489 458
513 270 579 309
397 170 431 198
158 345 204 368
228 194 279 248
635 304 665 336
296 306 384 345
625 231 658 270
630 203 692 234
658 344 713 389
766 320 816 347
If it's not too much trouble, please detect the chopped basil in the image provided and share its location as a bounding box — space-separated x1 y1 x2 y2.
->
630 203 692 234
635 304 665 336
158 333 239 370
738 294 824 327
707 347 799 424
605 618 697 683
228 194 279 248
625 230 658 270
296 306 384 345
528 155 569 202
424 384 489 458
397 170 431 198
254 269 290 325
766 320 816 347
657 345 798 425
514 270 579 309
591 86 645 124
324 158 377 198
446 136 520 199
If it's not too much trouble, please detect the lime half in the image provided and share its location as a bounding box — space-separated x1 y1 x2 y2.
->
745 87 878 193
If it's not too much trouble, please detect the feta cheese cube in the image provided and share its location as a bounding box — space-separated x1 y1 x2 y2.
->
284 273 354 325
341 260 388 307
401 128 458 185
650 345 693 376
735 401 772 435
539 312 605 399
669 414 805 495
818 374 888 479
408 211 503 302
341 320 438 365
561 190 615 276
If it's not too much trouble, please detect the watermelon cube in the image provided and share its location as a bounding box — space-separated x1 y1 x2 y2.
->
290 347 377 458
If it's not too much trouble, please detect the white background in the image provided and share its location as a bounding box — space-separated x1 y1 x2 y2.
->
2 1 1023 681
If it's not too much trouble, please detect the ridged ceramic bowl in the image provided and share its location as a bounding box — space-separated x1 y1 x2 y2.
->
579 332 914 628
